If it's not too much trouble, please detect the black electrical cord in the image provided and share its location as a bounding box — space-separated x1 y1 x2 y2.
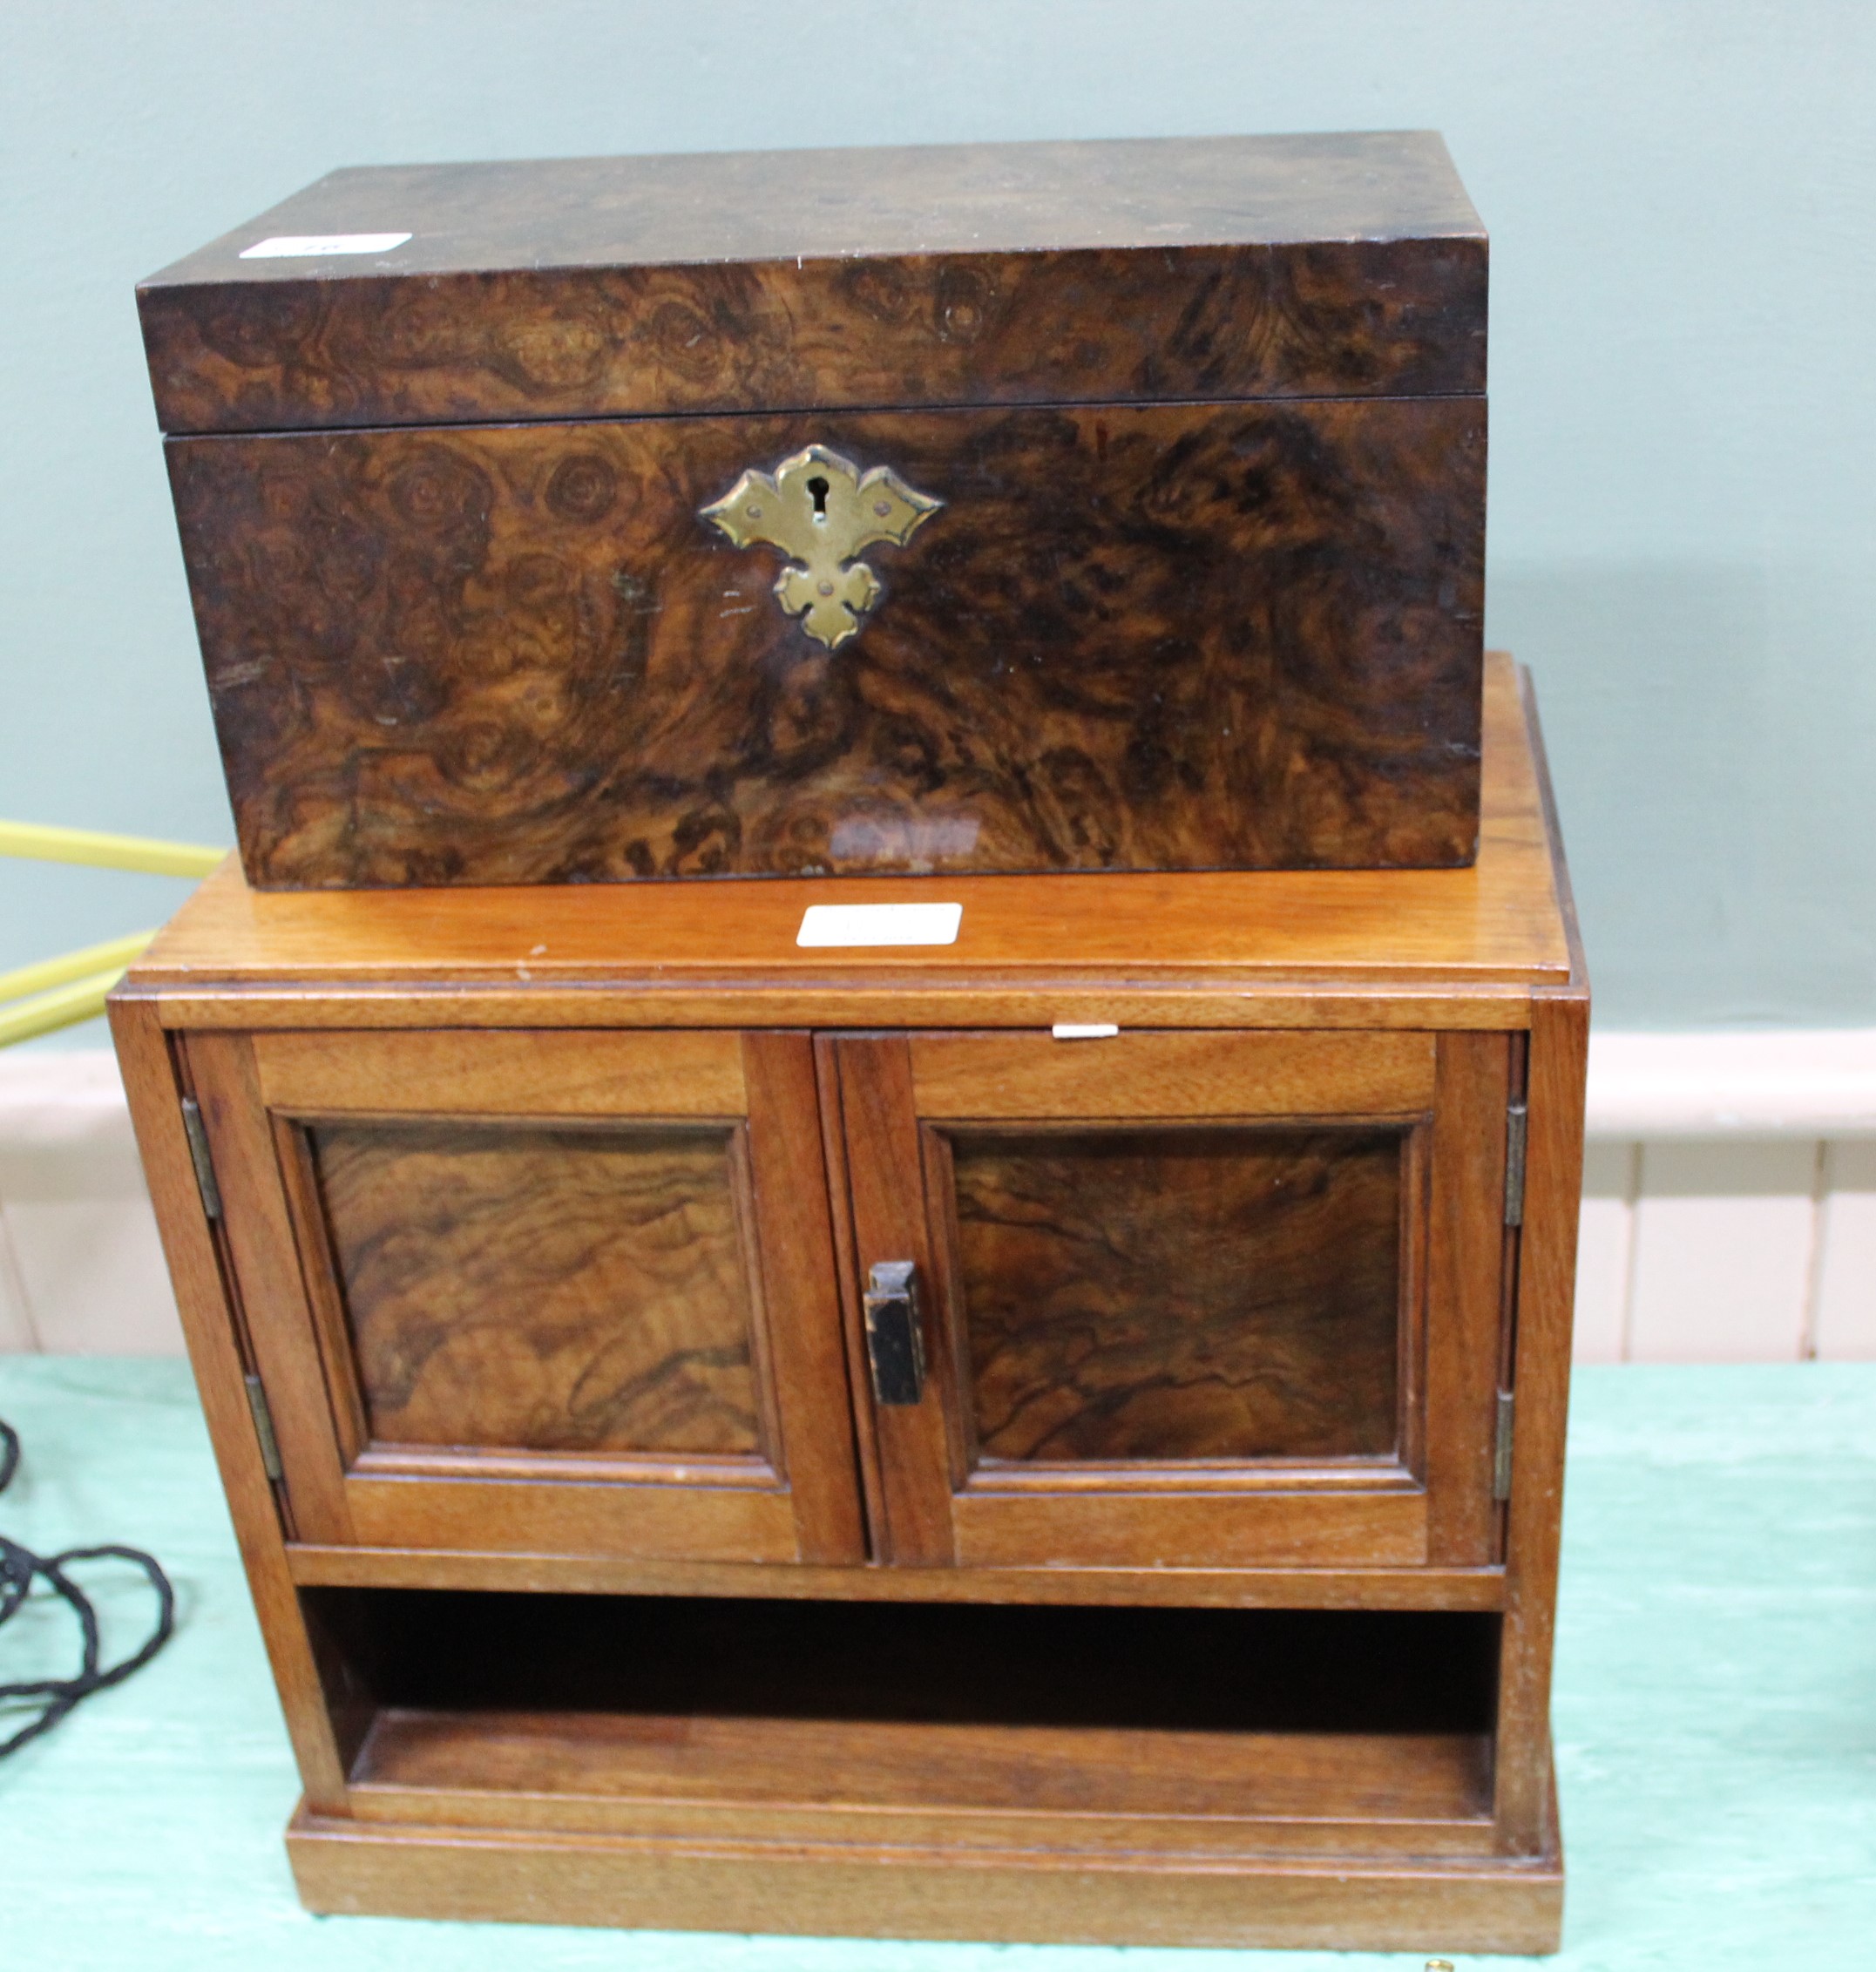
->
0 1416 175 1759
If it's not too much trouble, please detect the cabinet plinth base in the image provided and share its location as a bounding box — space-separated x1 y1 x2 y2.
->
282 1594 1560 1948
288 1799 1563 1954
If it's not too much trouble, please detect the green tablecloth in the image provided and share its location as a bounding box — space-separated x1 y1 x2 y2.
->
2 1356 1873 1969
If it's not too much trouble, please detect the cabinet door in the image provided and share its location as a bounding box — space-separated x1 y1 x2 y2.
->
188 1029 863 1565
828 1031 1509 1570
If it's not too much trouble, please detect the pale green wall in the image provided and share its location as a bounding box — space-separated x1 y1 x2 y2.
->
4 1 1873 1034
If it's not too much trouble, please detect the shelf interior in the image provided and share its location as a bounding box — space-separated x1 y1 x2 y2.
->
310 1589 1501 1840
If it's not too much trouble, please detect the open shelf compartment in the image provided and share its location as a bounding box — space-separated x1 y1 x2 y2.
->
306 1588 1503 1860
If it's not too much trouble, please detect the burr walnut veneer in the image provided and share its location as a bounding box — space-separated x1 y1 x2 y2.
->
111 656 1584 1952
139 132 1487 887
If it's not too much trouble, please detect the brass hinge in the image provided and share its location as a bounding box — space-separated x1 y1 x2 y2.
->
243 1372 284 1483
179 1096 223 1222
1493 1390 1516 1501
1504 1100 1529 1227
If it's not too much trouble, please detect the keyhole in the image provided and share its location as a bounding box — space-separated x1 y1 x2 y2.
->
807 474 830 519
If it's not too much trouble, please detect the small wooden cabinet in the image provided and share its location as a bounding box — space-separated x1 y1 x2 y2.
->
112 656 1586 1954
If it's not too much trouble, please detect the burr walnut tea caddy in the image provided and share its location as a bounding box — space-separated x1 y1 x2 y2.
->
137 131 1488 889
116 135 1585 1955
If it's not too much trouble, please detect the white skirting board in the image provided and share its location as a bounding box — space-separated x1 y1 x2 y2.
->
3 1039 1874 1361
1574 1032 1876 1363
0 1051 181 1355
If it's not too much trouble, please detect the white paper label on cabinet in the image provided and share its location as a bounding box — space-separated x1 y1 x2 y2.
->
796 903 963 948
239 232 413 259
1052 1024 1120 1040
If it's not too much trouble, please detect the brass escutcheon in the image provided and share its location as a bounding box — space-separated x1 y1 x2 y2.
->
699 444 942 649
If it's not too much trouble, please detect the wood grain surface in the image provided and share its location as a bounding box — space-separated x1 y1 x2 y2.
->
1496 991 1589 1850
254 1027 745 1116
736 1030 870 1564
949 1128 1402 1461
909 1029 1436 1118
827 1035 958 1564
309 1119 762 1455
138 133 1485 433
167 395 1483 887
123 654 1569 1025
351 1715 1496 1853
105 1003 357 1808
283 1541 1508 1609
946 1481 1427 1571
286 1809 1561 1952
338 1470 801 1565
1424 1031 1514 1563
185 1033 356 1543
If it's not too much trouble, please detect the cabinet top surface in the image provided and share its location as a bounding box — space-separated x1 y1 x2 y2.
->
131 656 1575 1005
141 132 1482 290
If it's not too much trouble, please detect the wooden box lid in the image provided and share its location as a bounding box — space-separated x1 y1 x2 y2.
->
138 132 1486 436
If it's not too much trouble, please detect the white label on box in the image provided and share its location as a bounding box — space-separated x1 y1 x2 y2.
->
1051 1023 1120 1040
796 903 963 948
239 232 412 259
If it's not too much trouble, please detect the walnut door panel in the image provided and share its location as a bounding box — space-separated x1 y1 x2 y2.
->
827 1030 1507 1571
949 1126 1403 1464
308 1118 765 1459
186 1028 863 1565
167 395 1483 890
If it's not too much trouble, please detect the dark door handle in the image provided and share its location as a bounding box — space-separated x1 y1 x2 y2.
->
863 1260 926 1406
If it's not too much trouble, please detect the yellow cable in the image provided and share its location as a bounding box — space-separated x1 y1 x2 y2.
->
0 932 156 1006
0 968 130 1048
0 819 227 878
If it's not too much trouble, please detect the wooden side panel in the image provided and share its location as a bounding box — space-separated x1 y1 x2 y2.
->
1425 1032 1514 1564
254 1028 744 1116
911 1030 1436 1119
951 1127 1402 1461
1495 992 1588 1852
167 396 1483 889
308 1119 762 1456
831 1037 958 1565
106 998 353 1811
